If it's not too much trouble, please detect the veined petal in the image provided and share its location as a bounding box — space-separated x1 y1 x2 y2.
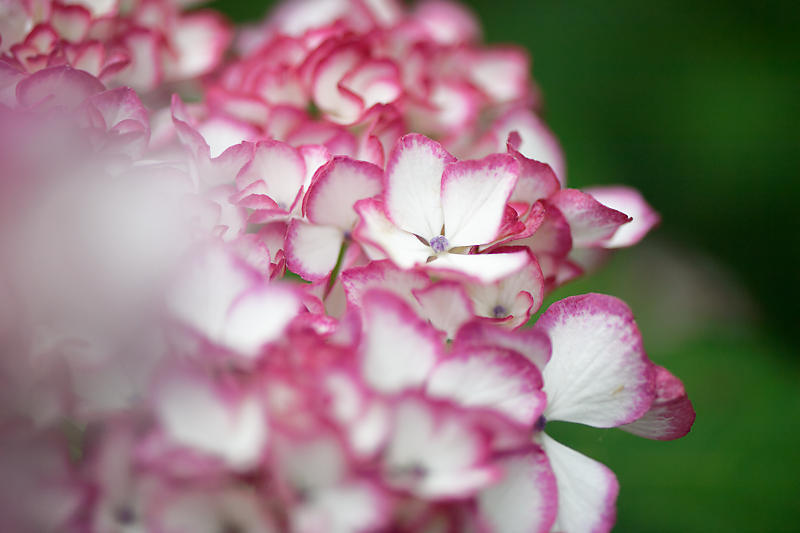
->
285 220 344 282
541 434 618 533
584 186 660 249
477 447 557 533
361 290 442 393
384 133 455 239
547 190 631 248
353 198 431 268
619 365 695 440
428 250 529 284
305 156 383 230
441 154 519 247
427 347 545 426
538 294 655 427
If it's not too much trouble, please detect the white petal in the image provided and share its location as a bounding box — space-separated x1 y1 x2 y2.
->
541 434 618 533
539 294 655 427
384 398 496 498
428 251 529 284
441 154 518 246
353 199 431 268
427 347 545 425
384 134 454 239
361 291 442 393
155 377 268 470
285 220 344 281
413 281 474 339
221 284 302 358
584 186 660 249
477 448 557 533
236 140 306 209
341 260 429 310
305 156 383 230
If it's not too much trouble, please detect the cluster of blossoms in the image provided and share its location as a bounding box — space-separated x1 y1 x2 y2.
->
0 0 694 532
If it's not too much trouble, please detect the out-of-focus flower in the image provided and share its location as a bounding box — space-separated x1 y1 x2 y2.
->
0 1 693 532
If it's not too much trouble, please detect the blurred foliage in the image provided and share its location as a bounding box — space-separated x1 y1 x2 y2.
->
208 0 800 530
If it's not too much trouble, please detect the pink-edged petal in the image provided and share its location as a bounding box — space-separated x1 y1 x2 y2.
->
113 28 161 91
383 397 497 498
341 259 428 310
342 57 401 109
413 0 480 45
154 374 268 470
167 245 300 357
198 116 258 159
468 47 529 103
538 294 655 427
441 153 519 246
361 290 442 393
489 108 566 185
508 149 561 207
221 284 302 358
518 203 572 258
413 281 474 339
16 65 104 108
299 143 332 191
311 42 364 124
285 219 344 281
51 3 91 42
167 11 231 79
428 250 529 284
85 87 148 135
547 190 631 248
541 434 618 533
584 186 660 248
384 133 455 239
427 347 545 426
305 156 383 230
466 248 543 326
454 320 551 369
477 447 557 533
237 140 306 209
619 365 695 440
353 198 432 268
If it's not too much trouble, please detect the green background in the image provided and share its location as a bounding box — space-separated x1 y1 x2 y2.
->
209 1 800 530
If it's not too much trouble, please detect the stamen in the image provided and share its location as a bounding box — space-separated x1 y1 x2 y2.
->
534 415 547 432
492 305 507 318
430 235 449 253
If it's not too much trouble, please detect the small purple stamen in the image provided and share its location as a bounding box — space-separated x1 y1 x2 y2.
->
534 415 547 432
492 305 507 318
430 235 449 253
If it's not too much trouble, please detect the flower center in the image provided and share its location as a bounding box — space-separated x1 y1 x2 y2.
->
492 305 507 318
430 235 449 253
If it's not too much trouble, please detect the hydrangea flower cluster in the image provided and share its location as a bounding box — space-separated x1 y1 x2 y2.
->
0 0 694 531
